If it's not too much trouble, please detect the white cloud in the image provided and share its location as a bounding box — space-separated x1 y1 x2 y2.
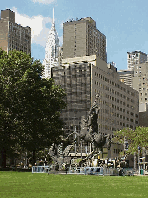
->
11 7 52 47
59 35 63 46
31 0 55 4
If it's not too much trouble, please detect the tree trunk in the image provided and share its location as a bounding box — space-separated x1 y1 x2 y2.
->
10 156 14 166
32 150 36 166
1 147 6 168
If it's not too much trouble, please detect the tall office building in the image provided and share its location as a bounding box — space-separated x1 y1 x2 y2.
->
132 62 148 110
0 9 31 54
118 52 148 126
127 51 147 69
63 17 107 62
42 8 59 79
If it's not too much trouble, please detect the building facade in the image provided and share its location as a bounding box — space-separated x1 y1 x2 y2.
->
132 62 148 110
0 9 31 55
63 17 107 62
52 61 91 138
42 8 59 79
118 69 134 87
118 60 148 112
127 51 147 69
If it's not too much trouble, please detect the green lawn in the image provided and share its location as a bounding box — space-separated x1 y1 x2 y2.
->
0 172 148 198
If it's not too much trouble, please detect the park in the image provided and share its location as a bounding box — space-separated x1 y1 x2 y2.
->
0 46 148 198
0 171 148 198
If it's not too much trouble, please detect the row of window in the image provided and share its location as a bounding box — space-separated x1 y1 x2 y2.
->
140 98 148 101
100 109 136 118
140 92 148 96
94 73 135 96
97 92 135 105
139 87 147 91
99 124 135 131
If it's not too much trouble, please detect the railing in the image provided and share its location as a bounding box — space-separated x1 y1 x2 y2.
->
67 167 135 176
32 166 50 173
67 167 104 175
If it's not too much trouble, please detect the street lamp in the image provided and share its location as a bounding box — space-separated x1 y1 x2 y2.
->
74 126 77 156
138 146 141 174
81 139 82 159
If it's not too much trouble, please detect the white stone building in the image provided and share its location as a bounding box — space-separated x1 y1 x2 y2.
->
42 8 59 79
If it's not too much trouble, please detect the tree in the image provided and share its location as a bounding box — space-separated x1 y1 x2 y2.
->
0 49 66 167
112 127 148 155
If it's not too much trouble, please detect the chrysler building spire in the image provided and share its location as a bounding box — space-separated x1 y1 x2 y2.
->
42 8 59 79
53 7 54 24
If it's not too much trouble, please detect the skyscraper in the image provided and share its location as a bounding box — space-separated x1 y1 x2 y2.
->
132 62 148 110
63 17 107 62
127 51 147 69
0 9 31 55
42 8 59 79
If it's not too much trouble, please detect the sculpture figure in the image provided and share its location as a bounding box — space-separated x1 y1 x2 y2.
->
80 94 111 151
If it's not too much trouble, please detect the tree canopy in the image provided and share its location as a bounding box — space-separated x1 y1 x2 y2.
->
0 49 66 167
112 127 148 155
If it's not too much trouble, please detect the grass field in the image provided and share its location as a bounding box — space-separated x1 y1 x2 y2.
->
0 172 148 198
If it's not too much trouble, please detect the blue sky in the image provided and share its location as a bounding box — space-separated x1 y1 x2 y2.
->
1 0 148 70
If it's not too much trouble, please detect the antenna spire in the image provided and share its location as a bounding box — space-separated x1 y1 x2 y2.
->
53 7 54 24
